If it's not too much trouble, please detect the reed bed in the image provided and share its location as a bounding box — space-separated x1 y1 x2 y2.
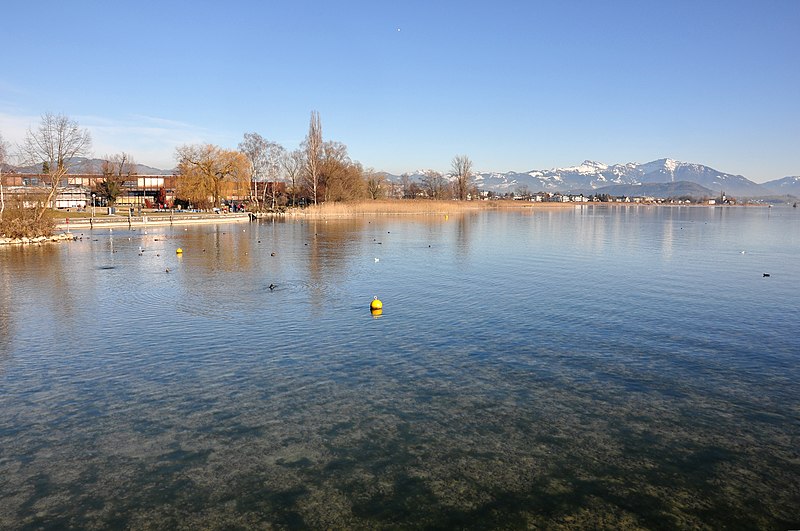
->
290 199 575 218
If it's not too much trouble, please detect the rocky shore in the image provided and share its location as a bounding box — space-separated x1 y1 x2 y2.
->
0 232 77 246
54 212 252 230
3 213 253 246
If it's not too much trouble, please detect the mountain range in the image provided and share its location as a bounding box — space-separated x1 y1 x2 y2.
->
5 157 173 176
469 159 798 197
393 158 798 198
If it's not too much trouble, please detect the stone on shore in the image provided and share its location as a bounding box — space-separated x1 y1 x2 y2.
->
0 232 76 246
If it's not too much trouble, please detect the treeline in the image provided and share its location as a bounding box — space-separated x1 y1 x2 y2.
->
173 111 474 210
173 112 379 210
1 112 477 236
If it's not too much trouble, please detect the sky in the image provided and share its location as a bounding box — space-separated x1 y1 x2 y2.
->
1 0 798 182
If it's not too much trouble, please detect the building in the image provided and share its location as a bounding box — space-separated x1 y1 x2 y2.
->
1 173 284 209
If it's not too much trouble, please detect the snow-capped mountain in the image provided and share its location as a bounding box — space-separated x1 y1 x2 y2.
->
468 159 772 197
762 175 800 196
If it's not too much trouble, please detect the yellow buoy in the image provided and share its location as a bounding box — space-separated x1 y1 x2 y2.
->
370 296 383 310
176 248 183 254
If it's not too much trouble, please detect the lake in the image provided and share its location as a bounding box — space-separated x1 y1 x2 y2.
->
1 205 798 529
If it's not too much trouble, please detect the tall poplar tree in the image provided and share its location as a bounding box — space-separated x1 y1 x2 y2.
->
303 111 322 205
0 133 8 220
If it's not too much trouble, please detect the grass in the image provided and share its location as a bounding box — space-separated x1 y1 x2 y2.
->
47 210 94 220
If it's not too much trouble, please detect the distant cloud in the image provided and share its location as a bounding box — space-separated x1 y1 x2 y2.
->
0 110 222 169
77 114 217 169
0 111 39 146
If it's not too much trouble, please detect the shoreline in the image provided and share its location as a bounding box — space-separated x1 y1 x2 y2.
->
2 213 252 246
2 201 774 245
0 232 77 246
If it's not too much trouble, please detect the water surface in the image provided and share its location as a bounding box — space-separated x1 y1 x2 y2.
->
1 206 798 529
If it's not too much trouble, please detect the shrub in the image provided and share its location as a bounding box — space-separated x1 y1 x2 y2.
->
1 193 56 238
0 215 55 239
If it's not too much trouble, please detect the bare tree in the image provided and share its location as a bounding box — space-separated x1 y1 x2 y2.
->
400 173 412 199
263 142 285 209
451 154 473 200
19 113 92 220
421 169 447 199
99 152 137 206
319 140 347 202
0 132 8 220
239 132 270 209
318 141 366 201
237 132 286 210
303 110 322 205
281 149 304 206
365 169 385 200
175 144 250 208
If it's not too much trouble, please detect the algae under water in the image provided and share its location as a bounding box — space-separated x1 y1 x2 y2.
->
1 206 798 529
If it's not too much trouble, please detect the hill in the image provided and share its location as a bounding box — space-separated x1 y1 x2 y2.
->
590 181 715 199
8 157 173 175
762 176 800 196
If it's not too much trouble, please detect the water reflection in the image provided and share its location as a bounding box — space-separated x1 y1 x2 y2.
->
0 259 13 360
454 213 473 258
304 219 365 308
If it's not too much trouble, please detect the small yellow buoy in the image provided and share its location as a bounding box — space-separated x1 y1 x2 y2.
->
370 296 383 311
176 248 183 254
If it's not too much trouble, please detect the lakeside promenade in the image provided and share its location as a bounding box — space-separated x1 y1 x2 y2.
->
2 212 253 245
55 212 253 231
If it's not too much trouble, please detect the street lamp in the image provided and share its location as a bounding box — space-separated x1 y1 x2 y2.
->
92 193 96 220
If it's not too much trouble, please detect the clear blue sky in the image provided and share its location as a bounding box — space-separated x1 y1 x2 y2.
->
1 1 798 181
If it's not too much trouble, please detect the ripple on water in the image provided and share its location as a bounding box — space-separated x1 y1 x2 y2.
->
0 209 799 529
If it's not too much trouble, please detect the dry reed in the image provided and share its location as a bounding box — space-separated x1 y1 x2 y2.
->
290 200 575 218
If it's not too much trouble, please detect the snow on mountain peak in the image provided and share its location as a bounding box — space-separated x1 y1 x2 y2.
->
639 158 684 176
432 158 772 197
579 160 609 172
582 160 608 169
555 160 609 174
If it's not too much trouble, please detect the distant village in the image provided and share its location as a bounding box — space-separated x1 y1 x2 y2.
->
478 190 737 206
